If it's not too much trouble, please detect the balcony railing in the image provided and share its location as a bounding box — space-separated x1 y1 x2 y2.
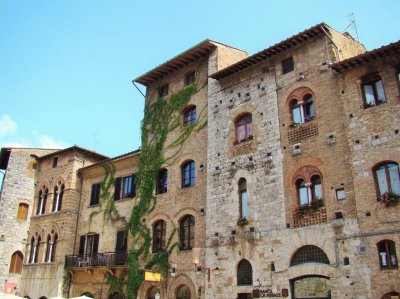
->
292 207 327 228
65 251 128 268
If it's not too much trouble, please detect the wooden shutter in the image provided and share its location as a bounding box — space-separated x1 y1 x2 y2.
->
132 174 136 197
114 178 121 200
79 236 85 255
93 234 99 254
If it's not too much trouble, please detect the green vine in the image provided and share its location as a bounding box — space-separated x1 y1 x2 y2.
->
96 74 206 299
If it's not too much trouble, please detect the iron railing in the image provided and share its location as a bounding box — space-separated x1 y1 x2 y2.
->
65 251 128 268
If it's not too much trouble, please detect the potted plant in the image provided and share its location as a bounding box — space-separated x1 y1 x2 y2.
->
237 217 249 226
381 192 400 207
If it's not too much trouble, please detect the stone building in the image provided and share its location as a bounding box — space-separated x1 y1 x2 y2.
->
1 23 399 299
65 150 140 298
0 147 57 295
19 146 108 299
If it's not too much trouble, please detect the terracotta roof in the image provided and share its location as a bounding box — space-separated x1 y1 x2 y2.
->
210 23 331 80
79 148 141 172
37 145 108 161
330 40 400 73
133 40 244 86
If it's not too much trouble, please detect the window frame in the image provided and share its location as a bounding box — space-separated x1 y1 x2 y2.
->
183 106 196 127
90 183 101 206
179 215 195 250
156 169 168 195
237 259 253 286
235 113 253 144
181 160 195 188
295 175 323 206
158 84 169 98
79 234 99 256
152 220 166 253
282 57 294 74
361 73 386 108
9 251 23 273
377 240 398 269
36 188 48 215
17 203 29 220
185 71 195 86
114 174 136 200
289 93 314 125
373 162 400 199
238 178 248 219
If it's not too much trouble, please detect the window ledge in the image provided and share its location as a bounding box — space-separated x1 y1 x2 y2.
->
88 204 100 208
115 197 135 203
363 101 387 109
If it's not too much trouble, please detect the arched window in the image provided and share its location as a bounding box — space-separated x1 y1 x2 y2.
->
290 93 315 124
290 245 329 266
9 251 23 273
182 160 195 188
295 175 323 206
17 203 29 220
183 106 196 126
36 188 48 215
147 287 160 299
296 179 308 206
238 178 248 218
52 183 64 212
374 162 400 197
311 175 322 200
81 293 94 298
29 236 41 263
45 233 58 262
362 73 386 107
377 240 398 269
179 215 195 250
156 169 168 195
235 114 253 143
176 285 191 299
237 259 252 286
152 220 166 253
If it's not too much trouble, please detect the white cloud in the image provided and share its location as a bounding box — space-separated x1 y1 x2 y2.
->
36 134 69 149
0 115 17 137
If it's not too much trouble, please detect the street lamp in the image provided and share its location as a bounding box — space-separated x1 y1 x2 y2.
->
155 291 160 299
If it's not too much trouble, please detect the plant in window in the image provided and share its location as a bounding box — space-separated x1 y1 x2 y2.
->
296 198 324 216
237 217 249 226
289 122 299 128
380 192 400 207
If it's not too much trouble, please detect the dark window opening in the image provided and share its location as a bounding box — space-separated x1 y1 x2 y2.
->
282 57 294 74
152 220 166 253
183 106 196 126
185 71 195 86
180 215 195 250
378 240 398 269
156 169 168 195
90 183 101 206
237 259 252 286
158 84 169 98
182 160 195 188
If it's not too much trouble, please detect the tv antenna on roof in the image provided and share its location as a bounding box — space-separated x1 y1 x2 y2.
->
343 13 360 43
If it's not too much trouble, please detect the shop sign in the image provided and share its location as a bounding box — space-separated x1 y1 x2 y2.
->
144 271 161 282
252 288 289 298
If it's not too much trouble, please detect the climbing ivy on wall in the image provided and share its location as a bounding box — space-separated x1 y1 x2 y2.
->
97 76 207 299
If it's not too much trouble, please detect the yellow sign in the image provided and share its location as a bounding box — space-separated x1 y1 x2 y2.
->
145 271 161 282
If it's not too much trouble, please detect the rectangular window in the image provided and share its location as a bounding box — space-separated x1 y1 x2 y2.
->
115 230 128 265
90 183 101 206
114 174 136 200
185 71 195 86
52 157 58 168
282 57 294 74
158 84 169 98
336 188 346 201
79 234 99 255
17 203 29 220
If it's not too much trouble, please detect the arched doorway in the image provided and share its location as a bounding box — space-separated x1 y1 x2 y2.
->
108 292 124 299
147 287 160 299
381 292 400 299
291 276 331 299
81 292 94 298
176 285 191 299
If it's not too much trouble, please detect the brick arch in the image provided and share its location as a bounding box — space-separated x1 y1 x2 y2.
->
284 85 316 123
148 212 174 226
285 156 326 186
45 222 61 238
167 273 197 299
292 165 323 184
139 282 164 299
174 207 198 221
229 103 259 145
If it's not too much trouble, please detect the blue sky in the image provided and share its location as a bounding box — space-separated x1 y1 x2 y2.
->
0 0 399 184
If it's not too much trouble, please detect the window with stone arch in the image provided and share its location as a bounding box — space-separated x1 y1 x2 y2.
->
179 215 195 250
235 113 253 144
36 187 48 215
238 178 248 219
152 219 166 253
29 233 41 263
147 287 160 299
45 231 58 263
181 160 195 188
293 166 323 206
237 259 253 286
9 251 23 273
176 285 191 299
52 181 64 212
373 161 400 199
289 92 315 124
290 245 330 266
